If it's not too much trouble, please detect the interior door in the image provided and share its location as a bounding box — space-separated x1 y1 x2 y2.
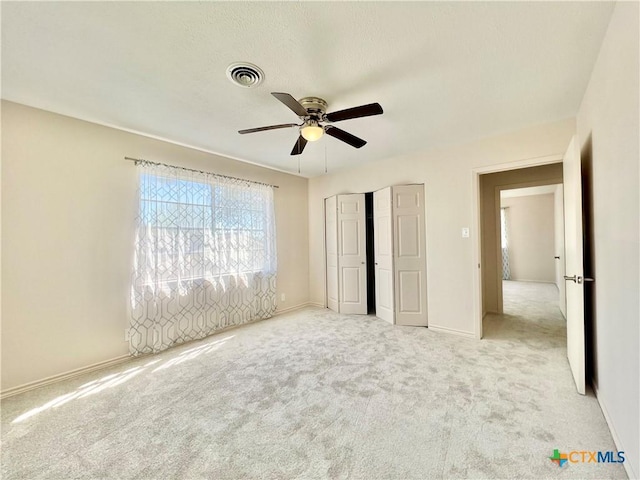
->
393 185 428 326
563 135 586 395
325 196 339 312
337 194 367 314
554 185 567 319
374 187 394 324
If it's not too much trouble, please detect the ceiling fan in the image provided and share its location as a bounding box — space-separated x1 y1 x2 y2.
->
238 92 383 155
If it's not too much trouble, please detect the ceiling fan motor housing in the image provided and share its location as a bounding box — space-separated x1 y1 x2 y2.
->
298 97 328 118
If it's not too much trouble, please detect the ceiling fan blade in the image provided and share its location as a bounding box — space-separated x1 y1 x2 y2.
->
272 92 308 117
290 135 308 156
325 126 367 149
325 103 383 123
238 123 298 134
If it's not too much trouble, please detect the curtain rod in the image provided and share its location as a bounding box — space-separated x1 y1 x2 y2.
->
124 157 279 189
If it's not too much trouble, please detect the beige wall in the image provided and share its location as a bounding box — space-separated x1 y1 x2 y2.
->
479 164 563 314
309 118 574 336
501 194 555 283
576 2 639 476
1 101 309 391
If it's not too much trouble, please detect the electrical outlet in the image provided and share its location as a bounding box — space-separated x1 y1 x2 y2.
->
462 227 470 238
280 293 286 302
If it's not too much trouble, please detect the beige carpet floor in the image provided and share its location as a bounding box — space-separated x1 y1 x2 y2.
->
1 281 626 479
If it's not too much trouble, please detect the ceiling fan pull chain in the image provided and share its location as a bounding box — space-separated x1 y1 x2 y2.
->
325 144 328 174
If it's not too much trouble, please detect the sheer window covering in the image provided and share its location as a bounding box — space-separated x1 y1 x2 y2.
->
501 207 511 280
129 161 277 355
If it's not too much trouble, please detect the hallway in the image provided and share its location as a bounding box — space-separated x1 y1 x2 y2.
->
484 280 565 350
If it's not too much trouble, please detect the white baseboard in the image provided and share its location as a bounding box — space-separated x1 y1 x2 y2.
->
506 279 556 284
428 324 476 339
1 303 324 400
1 354 131 400
593 381 638 479
275 302 322 315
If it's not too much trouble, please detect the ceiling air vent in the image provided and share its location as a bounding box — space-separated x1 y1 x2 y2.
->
226 62 264 88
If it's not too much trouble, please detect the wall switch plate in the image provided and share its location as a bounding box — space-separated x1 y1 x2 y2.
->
280 293 286 302
462 227 470 238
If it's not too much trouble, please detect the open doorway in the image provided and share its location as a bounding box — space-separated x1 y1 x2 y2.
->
478 163 566 344
478 163 562 317
473 141 594 395
480 167 567 358
499 185 565 319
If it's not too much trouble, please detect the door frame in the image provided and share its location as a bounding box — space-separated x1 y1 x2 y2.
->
492 179 563 315
471 153 564 339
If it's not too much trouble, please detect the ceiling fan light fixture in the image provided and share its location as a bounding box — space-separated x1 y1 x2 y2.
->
301 122 324 142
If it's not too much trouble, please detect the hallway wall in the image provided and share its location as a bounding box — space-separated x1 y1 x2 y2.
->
501 193 555 283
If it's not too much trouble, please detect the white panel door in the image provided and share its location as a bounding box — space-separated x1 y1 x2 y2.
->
337 194 367 314
325 196 339 312
563 136 586 395
374 187 394 324
393 185 428 326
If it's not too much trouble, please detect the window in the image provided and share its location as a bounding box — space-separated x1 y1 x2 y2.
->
500 207 508 249
130 161 277 355
135 168 276 285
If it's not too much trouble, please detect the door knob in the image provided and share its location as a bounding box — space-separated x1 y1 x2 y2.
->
564 275 594 284
554 256 560 259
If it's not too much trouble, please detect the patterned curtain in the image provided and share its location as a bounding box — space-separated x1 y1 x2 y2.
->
501 207 511 280
129 161 277 355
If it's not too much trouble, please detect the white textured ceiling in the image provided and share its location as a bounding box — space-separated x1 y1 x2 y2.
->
1 2 614 177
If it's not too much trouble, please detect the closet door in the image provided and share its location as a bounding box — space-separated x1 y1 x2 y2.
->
337 194 367 314
393 185 428 326
325 196 339 312
374 187 394 323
